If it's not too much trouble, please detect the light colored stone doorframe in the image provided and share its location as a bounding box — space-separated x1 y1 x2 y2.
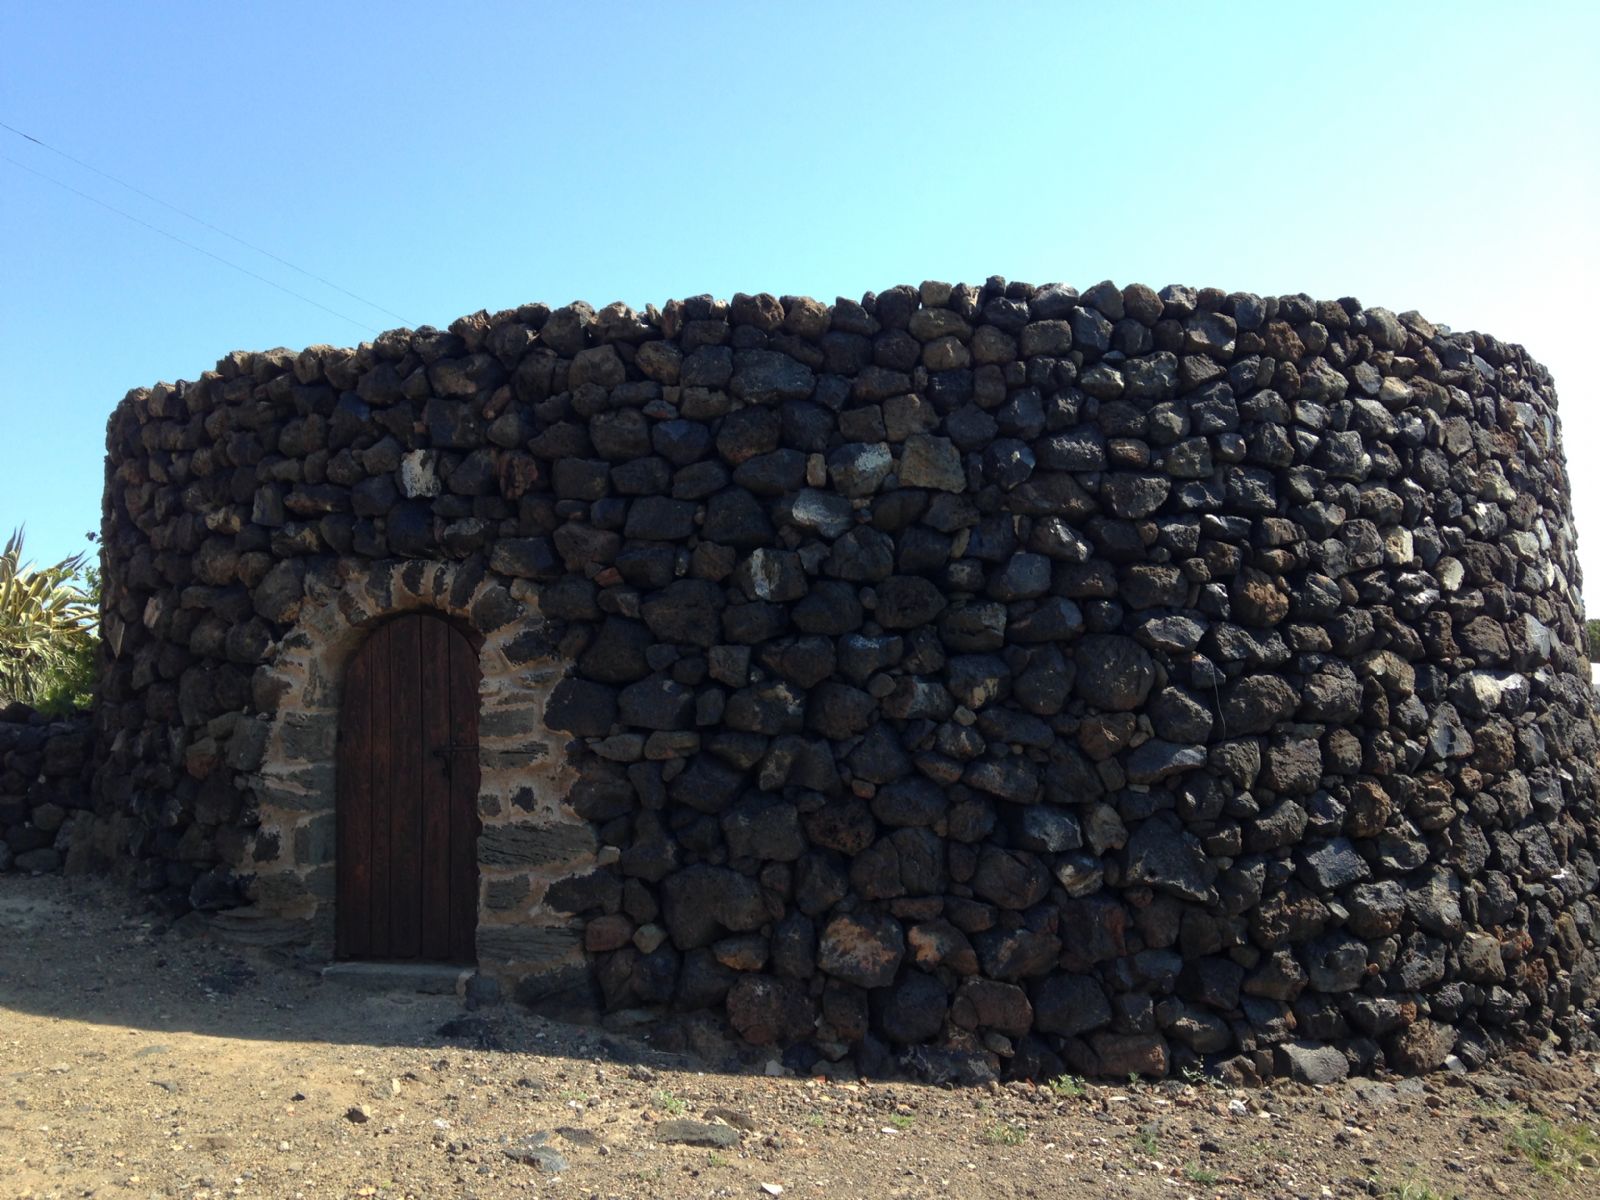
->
236 558 593 994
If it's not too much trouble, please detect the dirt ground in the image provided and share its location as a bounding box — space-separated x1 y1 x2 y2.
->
2 874 1598 1200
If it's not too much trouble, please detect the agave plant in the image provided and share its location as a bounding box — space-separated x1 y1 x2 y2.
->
0 527 97 708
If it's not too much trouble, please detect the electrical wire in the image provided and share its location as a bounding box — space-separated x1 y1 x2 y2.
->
3 152 381 334
1 119 415 327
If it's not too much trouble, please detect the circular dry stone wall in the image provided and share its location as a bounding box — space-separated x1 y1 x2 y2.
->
93 278 1600 1084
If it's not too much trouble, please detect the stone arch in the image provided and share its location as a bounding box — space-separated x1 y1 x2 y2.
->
239 558 591 994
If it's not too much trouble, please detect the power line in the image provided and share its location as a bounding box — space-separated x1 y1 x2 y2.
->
3 153 381 334
1 119 416 327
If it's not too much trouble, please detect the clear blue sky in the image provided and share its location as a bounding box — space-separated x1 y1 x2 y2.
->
3 2 1597 595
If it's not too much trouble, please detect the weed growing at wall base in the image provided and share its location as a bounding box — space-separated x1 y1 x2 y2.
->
1505 1113 1600 1179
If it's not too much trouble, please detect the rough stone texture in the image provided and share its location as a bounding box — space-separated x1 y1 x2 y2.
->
91 280 1600 1084
1275 1040 1350 1085
0 709 94 879
653 1119 740 1149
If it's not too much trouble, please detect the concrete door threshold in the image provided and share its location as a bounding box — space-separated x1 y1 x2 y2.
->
322 961 473 995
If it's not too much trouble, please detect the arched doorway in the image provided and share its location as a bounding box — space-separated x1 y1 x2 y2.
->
336 611 481 963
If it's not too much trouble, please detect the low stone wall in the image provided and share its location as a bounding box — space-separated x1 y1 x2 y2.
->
0 707 94 874
93 278 1600 1082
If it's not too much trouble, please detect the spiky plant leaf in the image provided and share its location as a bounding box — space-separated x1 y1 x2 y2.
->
0 527 97 707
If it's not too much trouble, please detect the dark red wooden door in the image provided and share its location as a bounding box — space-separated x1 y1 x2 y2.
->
337 612 480 963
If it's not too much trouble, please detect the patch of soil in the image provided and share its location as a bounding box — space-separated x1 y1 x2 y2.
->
2 873 1597 1199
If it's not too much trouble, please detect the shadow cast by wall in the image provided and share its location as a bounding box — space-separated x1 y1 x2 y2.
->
0 873 732 1076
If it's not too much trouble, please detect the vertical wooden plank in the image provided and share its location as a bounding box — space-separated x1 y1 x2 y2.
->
367 622 394 959
419 616 453 961
336 639 373 959
389 615 425 959
338 614 478 963
446 624 481 964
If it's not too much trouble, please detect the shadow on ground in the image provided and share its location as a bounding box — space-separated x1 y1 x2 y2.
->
0 872 723 1072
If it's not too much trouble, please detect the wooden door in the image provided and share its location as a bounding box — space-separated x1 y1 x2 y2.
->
336 612 480 963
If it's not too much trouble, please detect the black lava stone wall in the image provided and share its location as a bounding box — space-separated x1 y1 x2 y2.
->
0 709 93 875
95 278 1600 1083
